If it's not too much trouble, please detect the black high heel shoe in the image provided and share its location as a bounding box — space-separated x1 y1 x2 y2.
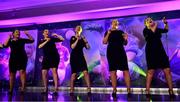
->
168 89 175 98
70 88 74 96
112 89 117 97
41 87 48 94
127 88 132 97
87 88 91 95
53 88 58 96
145 90 151 98
8 90 13 95
20 87 25 94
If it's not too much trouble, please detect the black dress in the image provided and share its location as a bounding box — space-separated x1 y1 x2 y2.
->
105 30 129 71
143 27 170 69
4 38 34 73
39 38 62 70
70 36 88 73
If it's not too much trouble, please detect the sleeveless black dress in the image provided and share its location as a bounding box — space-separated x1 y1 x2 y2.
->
4 38 34 73
39 38 62 70
70 36 88 73
143 27 170 69
105 30 129 71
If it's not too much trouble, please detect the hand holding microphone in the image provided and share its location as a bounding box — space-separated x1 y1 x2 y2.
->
123 33 128 40
75 35 81 40
162 17 168 24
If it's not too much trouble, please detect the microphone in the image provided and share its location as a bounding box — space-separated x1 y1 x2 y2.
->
162 17 169 56
162 17 168 24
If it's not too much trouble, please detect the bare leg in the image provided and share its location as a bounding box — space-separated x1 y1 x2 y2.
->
163 68 174 95
51 68 59 92
42 69 48 92
146 69 154 94
20 70 26 92
70 73 76 93
123 70 131 93
83 70 91 92
9 72 16 93
110 71 117 93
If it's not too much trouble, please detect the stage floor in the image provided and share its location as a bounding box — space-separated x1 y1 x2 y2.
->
0 87 180 101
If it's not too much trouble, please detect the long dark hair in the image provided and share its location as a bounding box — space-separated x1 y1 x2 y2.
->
12 29 20 34
11 29 20 39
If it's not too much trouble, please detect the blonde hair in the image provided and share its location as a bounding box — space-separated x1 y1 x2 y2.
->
76 25 83 33
144 17 152 27
112 19 119 24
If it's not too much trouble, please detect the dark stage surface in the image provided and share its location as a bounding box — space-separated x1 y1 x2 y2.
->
0 88 179 101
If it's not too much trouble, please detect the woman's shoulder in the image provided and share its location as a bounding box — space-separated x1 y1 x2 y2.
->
116 30 124 34
143 27 149 31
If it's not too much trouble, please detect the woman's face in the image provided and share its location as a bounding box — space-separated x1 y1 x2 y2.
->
75 26 82 36
112 20 119 28
43 29 49 38
13 30 20 39
145 17 154 27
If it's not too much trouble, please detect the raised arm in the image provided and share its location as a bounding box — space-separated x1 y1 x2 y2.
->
82 35 90 49
52 33 64 42
71 36 79 49
24 30 34 42
157 17 169 33
103 30 111 44
163 17 168 30
38 38 50 48
3 34 11 47
122 33 128 45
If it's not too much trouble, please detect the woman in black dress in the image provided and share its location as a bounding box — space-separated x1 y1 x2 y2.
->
2 30 34 94
143 17 174 96
103 19 131 96
70 25 91 94
38 29 64 94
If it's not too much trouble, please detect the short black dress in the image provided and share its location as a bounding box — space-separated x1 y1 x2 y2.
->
70 36 88 73
4 38 34 73
105 30 129 71
39 38 62 70
143 27 170 69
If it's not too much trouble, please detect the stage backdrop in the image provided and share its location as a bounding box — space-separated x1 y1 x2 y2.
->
0 15 180 88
